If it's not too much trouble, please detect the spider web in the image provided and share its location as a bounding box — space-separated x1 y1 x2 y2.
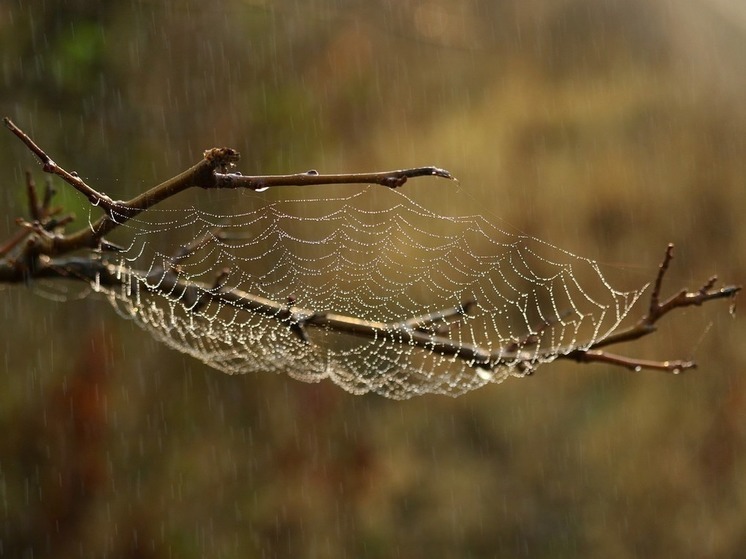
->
95 187 645 399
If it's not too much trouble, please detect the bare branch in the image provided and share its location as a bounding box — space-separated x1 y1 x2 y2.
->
564 349 694 373
648 242 673 314
0 255 501 366
4 118 456 256
41 177 56 213
0 118 740 382
4 248 736 376
213 166 454 191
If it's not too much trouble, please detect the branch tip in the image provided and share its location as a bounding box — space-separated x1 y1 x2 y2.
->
25 170 41 220
650 243 674 312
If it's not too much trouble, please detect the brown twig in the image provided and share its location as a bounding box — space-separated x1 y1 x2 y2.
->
214 166 454 191
2 247 737 375
555 244 740 373
564 349 694 373
25 170 41 221
41 177 56 212
3 118 456 255
587 244 739 352
4 117 119 215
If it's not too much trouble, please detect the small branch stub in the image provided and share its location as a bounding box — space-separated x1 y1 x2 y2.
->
0 117 741 383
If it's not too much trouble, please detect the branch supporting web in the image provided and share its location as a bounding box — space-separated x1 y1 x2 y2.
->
97 188 644 398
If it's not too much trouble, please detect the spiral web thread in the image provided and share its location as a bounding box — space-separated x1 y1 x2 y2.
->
96 187 645 399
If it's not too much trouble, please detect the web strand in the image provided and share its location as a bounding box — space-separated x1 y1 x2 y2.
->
94 187 644 398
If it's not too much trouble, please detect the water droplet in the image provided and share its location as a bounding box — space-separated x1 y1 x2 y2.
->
476 368 493 381
672 368 681 375
254 186 269 193
634 365 642 372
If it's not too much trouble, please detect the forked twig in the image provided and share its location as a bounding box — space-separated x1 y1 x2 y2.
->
560 244 739 372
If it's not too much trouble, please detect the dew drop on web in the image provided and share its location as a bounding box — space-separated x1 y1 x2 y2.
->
90 188 645 398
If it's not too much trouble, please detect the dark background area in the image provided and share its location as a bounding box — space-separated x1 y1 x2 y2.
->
1 1 744 557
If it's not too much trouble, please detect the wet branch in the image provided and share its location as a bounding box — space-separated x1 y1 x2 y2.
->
556 244 739 370
2 118 453 254
1 118 740 378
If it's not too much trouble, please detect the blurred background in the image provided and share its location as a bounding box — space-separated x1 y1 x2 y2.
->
1 0 744 557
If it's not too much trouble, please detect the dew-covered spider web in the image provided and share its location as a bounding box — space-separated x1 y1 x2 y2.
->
95 186 645 399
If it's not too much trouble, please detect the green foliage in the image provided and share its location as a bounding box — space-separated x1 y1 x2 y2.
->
50 21 106 94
